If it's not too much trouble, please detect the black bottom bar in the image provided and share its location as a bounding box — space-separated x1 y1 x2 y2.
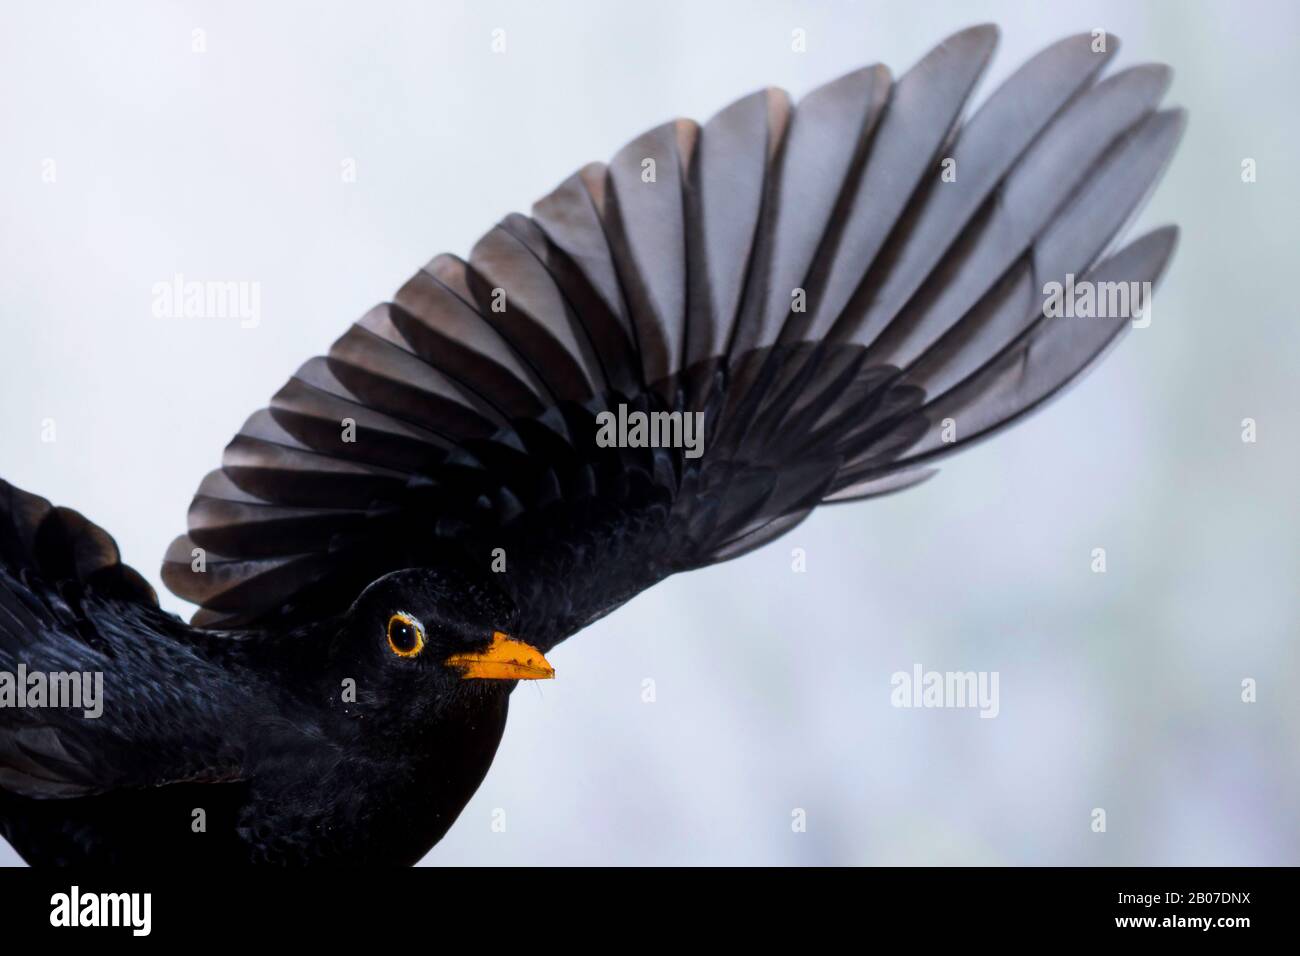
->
0 866 1276 941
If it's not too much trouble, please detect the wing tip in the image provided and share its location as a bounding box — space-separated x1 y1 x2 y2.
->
1130 223 1181 276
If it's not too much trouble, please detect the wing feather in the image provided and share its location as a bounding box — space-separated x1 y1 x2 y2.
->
159 28 1183 647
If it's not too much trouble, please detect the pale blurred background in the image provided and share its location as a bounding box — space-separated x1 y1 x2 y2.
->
1 0 1296 865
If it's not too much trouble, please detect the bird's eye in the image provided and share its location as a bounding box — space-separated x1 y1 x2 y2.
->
386 612 425 658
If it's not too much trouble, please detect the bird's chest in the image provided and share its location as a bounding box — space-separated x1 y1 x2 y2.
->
241 701 509 864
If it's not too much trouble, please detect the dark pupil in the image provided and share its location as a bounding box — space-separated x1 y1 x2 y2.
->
391 621 416 651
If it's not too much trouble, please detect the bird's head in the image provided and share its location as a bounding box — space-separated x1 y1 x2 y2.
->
326 566 554 727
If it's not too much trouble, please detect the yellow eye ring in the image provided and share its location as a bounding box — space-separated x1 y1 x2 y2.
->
386 612 425 658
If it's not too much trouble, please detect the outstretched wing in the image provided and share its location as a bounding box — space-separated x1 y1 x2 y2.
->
162 27 1183 649
0 479 246 798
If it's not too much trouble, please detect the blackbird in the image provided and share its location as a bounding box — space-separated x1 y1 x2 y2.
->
0 26 1183 865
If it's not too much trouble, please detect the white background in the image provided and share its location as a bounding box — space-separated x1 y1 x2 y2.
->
1 0 1297 864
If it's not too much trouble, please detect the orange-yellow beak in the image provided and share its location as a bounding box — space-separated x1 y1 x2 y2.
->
444 632 555 681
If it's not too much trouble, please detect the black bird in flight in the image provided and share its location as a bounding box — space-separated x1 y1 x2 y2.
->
0 26 1182 865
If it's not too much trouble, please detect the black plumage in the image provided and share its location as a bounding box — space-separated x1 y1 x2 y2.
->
0 26 1183 865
